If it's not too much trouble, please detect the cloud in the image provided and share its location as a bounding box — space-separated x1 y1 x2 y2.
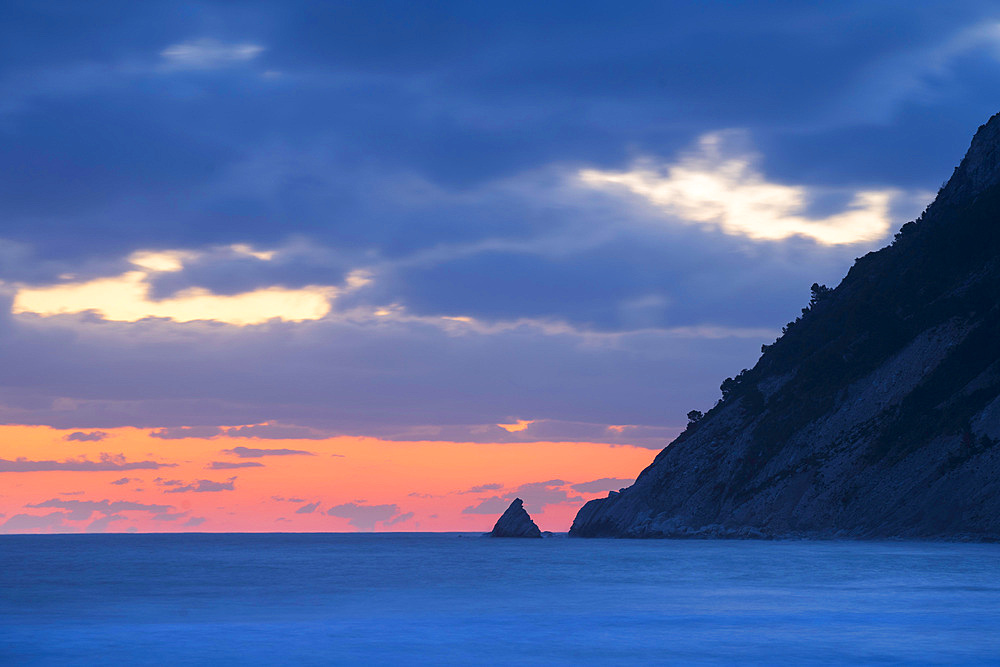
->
0 511 72 533
460 497 511 515
163 477 236 493
160 38 265 70
87 514 126 533
295 502 320 514
222 446 315 458
376 420 680 449
207 461 264 469
383 512 414 527
26 498 172 520
833 19 1000 124
151 423 335 441
326 502 400 531
13 270 335 325
64 430 108 442
460 483 503 494
571 477 635 493
497 419 532 433
183 517 207 527
152 512 189 521
223 423 332 440
0 454 173 472
0 2 977 449
151 426 223 439
579 132 897 246
462 479 585 515
0 310 756 443
271 496 305 503
0 306 765 443
110 477 135 485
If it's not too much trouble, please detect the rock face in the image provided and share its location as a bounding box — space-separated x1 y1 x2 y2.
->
571 113 1000 540
491 498 542 537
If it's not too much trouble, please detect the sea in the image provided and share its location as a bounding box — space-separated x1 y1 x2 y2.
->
3 534 1000 665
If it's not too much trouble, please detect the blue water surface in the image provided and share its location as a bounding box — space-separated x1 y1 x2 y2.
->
2 534 1000 665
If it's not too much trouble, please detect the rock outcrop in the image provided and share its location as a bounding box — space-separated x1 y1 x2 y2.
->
570 112 1000 541
490 498 542 537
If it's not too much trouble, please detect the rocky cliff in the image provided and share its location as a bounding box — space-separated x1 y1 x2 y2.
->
571 113 1000 540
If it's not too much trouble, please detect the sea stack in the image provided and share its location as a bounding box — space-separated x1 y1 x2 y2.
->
490 498 542 537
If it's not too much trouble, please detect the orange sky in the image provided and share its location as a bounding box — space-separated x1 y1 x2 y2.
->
0 425 654 533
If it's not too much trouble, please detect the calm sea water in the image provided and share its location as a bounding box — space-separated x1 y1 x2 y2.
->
3 534 1000 665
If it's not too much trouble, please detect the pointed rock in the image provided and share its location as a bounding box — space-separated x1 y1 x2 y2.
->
490 498 542 537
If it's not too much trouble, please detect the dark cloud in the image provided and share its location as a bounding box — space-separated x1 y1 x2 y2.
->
222 446 315 458
571 477 635 493
183 517 207 527
0 1 994 446
64 430 107 442
109 477 134 485
295 502 319 514
147 248 353 300
206 461 265 469
0 1 977 274
0 454 173 472
163 477 236 493
0 310 764 441
326 502 400 531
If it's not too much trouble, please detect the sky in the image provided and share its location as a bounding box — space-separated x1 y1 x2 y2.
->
3 1 1000 533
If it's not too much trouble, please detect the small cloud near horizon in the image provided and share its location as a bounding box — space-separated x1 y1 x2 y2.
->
295 502 320 514
206 461 265 469
163 477 236 493
383 511 414 527
326 502 402 531
459 483 503 494
0 454 174 473
25 498 172 521
64 431 108 442
223 446 315 458
571 477 635 493
150 426 223 440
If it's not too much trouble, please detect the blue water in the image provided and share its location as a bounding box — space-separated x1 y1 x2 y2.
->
3 534 1000 665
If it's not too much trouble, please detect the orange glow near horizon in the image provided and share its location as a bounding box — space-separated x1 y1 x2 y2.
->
0 425 654 534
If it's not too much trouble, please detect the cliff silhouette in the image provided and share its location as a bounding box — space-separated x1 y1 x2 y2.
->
571 113 1000 540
